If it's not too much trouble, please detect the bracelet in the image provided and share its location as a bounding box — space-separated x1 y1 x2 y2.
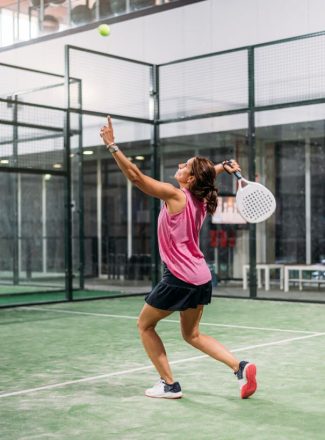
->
106 143 119 153
222 160 232 174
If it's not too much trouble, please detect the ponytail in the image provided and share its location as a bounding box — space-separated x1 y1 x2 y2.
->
188 157 218 215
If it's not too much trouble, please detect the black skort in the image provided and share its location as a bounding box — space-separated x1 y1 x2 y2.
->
145 264 212 311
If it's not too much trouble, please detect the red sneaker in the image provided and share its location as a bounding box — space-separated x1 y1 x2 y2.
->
236 361 257 399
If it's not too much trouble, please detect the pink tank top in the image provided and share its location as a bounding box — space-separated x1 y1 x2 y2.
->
158 188 212 285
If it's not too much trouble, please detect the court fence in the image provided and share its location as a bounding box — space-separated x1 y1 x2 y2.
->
1 30 325 306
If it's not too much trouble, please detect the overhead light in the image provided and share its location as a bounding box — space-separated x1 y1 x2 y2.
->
53 163 62 169
83 150 94 155
127 157 133 161
70 153 74 158
0 159 9 164
44 174 52 181
135 156 145 160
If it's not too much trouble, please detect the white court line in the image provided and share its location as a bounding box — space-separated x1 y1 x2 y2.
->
25 306 318 335
0 332 324 399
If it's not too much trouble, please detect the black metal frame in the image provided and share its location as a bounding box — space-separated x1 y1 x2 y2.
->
63 45 247 298
0 61 82 304
247 47 257 298
2 28 325 306
150 63 160 286
66 45 156 298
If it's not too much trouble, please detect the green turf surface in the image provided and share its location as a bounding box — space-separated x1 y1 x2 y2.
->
0 285 54 294
1 297 324 439
0 289 131 306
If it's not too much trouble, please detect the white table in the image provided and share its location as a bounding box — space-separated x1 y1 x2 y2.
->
243 264 284 291
284 265 325 292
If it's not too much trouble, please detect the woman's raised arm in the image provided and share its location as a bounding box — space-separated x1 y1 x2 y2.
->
100 116 183 203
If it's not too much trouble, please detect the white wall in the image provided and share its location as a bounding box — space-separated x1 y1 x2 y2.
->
1 0 325 74
2 0 325 147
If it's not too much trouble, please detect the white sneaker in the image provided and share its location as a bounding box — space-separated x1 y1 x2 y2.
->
145 379 183 399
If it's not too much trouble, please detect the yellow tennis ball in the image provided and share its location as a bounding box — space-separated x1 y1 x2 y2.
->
98 24 110 37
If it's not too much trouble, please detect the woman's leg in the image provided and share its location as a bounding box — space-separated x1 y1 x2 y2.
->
137 303 175 384
180 305 240 372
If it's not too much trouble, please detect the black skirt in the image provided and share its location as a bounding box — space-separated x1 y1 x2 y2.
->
145 264 212 311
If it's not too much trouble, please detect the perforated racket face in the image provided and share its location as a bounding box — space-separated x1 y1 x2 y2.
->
236 182 276 223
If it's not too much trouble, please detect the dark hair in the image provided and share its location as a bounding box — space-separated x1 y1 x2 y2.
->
188 156 218 215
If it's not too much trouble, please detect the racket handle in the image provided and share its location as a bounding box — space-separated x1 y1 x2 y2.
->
224 160 242 180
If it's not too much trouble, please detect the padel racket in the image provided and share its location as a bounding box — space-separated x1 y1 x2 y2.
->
233 171 276 223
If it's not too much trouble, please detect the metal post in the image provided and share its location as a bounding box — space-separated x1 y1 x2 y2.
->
127 179 133 259
78 79 85 289
39 0 44 32
64 46 73 300
97 159 102 277
95 0 100 21
17 174 22 278
17 0 21 42
28 6 32 40
13 96 19 285
305 137 311 264
42 175 47 274
67 0 72 26
248 47 257 298
150 64 160 286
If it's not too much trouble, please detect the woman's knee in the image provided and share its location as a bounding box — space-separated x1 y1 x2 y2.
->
181 328 200 345
137 304 172 335
137 317 156 334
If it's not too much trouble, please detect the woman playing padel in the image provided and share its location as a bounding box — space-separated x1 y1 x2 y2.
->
100 116 257 400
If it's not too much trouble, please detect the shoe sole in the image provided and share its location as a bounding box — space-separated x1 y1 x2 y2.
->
145 392 183 399
241 363 257 399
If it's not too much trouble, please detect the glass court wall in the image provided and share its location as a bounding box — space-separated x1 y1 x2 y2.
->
0 63 81 305
1 30 325 307
159 49 249 283
65 33 325 302
67 46 156 298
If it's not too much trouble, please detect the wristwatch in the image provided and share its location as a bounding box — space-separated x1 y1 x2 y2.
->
107 143 119 153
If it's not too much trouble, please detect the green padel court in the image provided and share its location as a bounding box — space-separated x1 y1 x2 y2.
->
1 297 324 440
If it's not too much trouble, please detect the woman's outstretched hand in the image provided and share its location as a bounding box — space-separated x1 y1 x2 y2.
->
100 115 115 146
